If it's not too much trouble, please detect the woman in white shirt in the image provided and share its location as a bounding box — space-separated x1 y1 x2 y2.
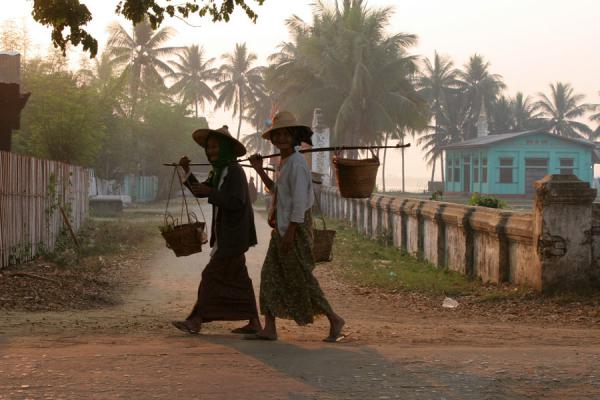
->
248 111 346 342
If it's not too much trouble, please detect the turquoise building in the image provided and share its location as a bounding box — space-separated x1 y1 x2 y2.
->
443 129 599 197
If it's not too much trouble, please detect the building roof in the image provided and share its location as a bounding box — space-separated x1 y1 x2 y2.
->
442 129 597 151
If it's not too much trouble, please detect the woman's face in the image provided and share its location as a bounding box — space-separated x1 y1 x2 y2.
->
271 129 294 151
206 137 220 162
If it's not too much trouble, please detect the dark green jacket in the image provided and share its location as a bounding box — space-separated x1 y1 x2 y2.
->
184 162 257 258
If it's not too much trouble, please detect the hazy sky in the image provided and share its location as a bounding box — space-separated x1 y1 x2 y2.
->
4 0 600 189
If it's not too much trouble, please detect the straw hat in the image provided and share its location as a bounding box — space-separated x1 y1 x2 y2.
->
262 111 313 145
192 125 247 157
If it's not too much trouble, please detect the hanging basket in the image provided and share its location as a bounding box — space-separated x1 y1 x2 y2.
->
160 167 208 257
333 149 380 198
161 213 208 257
312 193 336 263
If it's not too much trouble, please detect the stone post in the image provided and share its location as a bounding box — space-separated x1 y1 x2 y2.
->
533 174 597 292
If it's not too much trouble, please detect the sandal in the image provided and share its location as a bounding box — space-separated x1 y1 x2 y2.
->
231 327 260 335
323 332 351 343
171 320 200 335
242 333 278 341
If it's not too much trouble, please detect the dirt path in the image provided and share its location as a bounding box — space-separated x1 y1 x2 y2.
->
2 208 600 399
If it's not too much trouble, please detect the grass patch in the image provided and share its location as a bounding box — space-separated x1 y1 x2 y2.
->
326 218 528 299
42 217 157 267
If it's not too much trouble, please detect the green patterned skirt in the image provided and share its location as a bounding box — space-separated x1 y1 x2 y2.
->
259 211 333 325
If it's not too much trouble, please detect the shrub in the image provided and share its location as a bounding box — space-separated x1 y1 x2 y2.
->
468 192 506 209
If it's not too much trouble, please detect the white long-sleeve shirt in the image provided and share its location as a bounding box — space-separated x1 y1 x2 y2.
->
274 152 314 235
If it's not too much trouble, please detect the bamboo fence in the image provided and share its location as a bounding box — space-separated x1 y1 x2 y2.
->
0 151 91 268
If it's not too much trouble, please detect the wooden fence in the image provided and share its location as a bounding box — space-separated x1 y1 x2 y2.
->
0 151 90 268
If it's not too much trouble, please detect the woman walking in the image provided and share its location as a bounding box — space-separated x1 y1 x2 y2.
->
247 111 346 342
172 125 262 335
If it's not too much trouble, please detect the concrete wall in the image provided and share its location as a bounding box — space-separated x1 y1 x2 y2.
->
320 174 600 292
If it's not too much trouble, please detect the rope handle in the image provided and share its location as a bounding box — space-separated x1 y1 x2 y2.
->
333 147 379 161
164 165 207 227
312 187 327 231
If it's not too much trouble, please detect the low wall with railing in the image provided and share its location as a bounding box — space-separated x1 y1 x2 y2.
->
319 174 600 292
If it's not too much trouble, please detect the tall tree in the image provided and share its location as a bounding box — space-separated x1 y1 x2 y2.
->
267 0 427 149
589 91 600 141
457 54 505 139
511 92 542 131
214 43 265 139
107 19 180 117
489 95 512 133
31 0 265 57
169 45 218 118
535 82 593 139
15 64 106 166
418 52 459 181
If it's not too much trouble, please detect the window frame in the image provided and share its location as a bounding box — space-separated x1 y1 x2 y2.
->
499 157 515 184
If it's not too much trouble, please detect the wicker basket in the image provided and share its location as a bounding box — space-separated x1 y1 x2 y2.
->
312 197 336 263
313 227 336 263
161 167 208 257
333 150 380 198
162 221 207 257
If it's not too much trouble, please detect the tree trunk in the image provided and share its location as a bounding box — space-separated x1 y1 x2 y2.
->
382 132 390 192
236 88 243 139
401 135 405 193
440 152 445 184
430 156 436 183
195 97 198 118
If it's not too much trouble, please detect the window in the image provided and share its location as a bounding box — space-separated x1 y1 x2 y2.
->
473 158 479 183
454 158 460 182
446 158 453 182
482 158 488 183
559 158 575 175
499 157 514 183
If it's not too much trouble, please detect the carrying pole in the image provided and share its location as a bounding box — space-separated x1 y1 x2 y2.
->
162 143 411 167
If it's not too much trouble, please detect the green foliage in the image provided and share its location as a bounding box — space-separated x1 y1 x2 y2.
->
15 62 106 166
429 190 443 201
535 82 594 139
214 43 265 139
468 192 506 209
328 219 480 296
31 0 265 57
267 0 427 146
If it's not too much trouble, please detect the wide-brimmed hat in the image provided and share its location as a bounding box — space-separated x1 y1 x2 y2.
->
262 111 313 145
192 125 246 157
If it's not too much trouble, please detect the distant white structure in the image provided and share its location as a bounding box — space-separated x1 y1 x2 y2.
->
0 51 20 84
311 108 331 186
477 101 489 137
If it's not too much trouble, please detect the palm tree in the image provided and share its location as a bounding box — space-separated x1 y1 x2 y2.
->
168 45 217 118
457 54 505 139
107 19 180 117
214 43 265 139
268 0 427 149
489 95 512 133
589 91 600 141
535 82 593 139
511 92 542 131
418 52 459 182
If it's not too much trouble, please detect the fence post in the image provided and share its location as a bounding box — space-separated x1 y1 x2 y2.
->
533 174 597 292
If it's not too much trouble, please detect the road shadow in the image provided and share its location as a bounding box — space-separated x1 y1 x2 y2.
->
199 334 526 400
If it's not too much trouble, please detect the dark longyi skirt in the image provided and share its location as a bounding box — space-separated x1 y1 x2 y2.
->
187 254 259 322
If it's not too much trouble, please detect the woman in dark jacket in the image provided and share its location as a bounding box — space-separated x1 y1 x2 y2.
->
171 125 261 335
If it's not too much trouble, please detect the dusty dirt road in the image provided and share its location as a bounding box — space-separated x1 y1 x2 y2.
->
1 207 600 399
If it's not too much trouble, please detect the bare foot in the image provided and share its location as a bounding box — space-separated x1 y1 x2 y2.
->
325 315 345 342
171 320 201 334
250 329 277 341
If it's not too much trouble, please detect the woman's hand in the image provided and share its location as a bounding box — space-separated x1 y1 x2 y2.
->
179 155 191 174
191 183 212 197
280 223 297 254
249 154 263 171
